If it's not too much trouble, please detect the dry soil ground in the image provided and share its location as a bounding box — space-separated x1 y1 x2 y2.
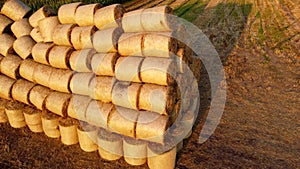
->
0 0 299 168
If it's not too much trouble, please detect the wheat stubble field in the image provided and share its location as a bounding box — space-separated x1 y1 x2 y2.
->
0 0 299 168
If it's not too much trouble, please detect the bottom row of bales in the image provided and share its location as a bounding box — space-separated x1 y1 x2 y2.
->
0 99 192 169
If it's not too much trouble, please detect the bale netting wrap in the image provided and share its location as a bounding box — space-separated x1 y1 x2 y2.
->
1 0 31 21
13 35 36 59
58 2 83 24
94 4 125 30
0 14 13 34
0 34 15 56
11 18 33 38
75 3 101 26
29 6 56 27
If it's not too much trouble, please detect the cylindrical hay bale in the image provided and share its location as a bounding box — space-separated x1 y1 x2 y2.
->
108 107 139 137
0 54 22 79
69 49 96 72
30 27 44 42
71 26 96 50
77 123 98 152
97 128 123 161
13 36 36 59
48 46 73 69
89 76 116 103
122 9 144 32
139 84 175 115
1 0 31 21
32 43 55 65
91 53 119 76
0 14 13 34
0 75 15 100
23 106 42 125
75 4 101 26
11 18 32 38
94 4 125 30
0 99 9 123
85 100 113 129
143 32 178 58
115 56 143 83
29 85 51 110
38 16 59 42
11 79 35 105
141 6 174 32
45 92 71 117
118 33 143 56
123 137 147 166
70 73 94 96
28 124 44 133
42 111 60 138
29 6 56 27
58 2 83 24
140 57 176 86
112 82 141 110
59 117 79 145
67 95 91 120
33 63 55 87
0 34 15 56
93 27 123 53
48 69 73 93
147 144 177 169
5 101 26 128
53 24 76 46
136 111 168 144
19 59 39 82
176 47 191 73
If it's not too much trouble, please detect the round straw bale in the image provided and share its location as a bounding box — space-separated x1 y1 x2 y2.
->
38 16 59 42
5 101 25 122
93 27 123 53
122 9 144 32
0 54 22 79
115 56 143 83
141 6 174 32
147 145 176 169
28 124 44 133
77 123 98 152
0 33 15 56
11 18 32 38
112 82 141 110
13 35 36 59
108 107 139 138
123 137 147 166
19 59 39 82
97 127 123 161
85 100 113 129
75 3 101 26
0 99 9 123
11 79 35 105
48 69 73 93
41 110 60 130
59 117 79 145
0 14 13 34
140 57 177 86
48 46 73 69
67 95 91 121
29 85 51 110
30 27 44 42
45 91 71 117
1 0 31 21
32 42 55 65
136 112 168 144
53 24 76 46
94 4 125 30
91 52 119 76
70 73 94 96
33 63 55 87
29 6 56 27
23 106 42 125
58 2 83 24
71 26 96 50
0 75 15 100
89 76 116 103
69 49 96 72
118 33 143 56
